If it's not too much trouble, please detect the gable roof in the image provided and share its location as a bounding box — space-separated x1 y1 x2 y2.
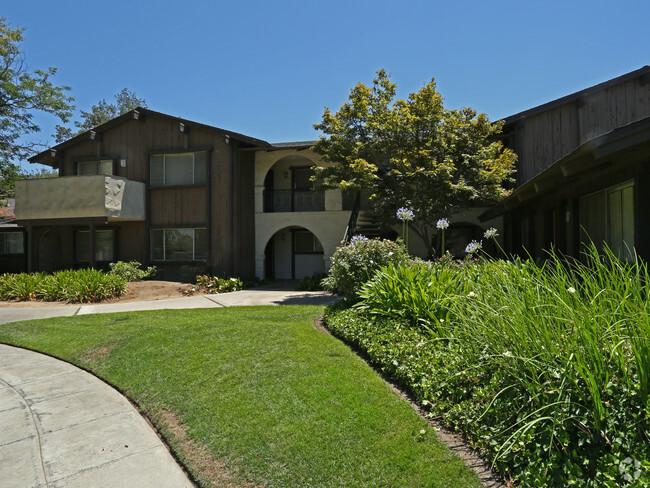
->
29 107 274 166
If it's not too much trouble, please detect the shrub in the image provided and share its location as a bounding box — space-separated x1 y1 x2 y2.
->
108 261 157 282
356 262 465 334
295 272 327 291
185 275 243 295
321 238 409 297
0 269 127 303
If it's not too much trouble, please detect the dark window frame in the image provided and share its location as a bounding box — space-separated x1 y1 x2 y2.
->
149 227 208 262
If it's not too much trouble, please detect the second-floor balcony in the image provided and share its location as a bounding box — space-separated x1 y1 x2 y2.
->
263 189 325 212
15 175 146 222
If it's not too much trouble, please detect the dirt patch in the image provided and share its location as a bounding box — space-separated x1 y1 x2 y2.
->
313 315 507 488
79 344 117 365
157 409 261 488
104 281 204 303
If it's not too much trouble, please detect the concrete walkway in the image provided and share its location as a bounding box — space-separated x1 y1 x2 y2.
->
0 344 193 487
0 288 339 325
0 287 338 487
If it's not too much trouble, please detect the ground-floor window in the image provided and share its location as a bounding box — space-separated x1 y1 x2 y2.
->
580 180 634 260
150 228 207 261
0 232 24 254
75 229 115 262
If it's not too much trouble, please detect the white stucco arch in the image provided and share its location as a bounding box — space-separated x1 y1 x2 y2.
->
254 212 349 279
255 150 322 188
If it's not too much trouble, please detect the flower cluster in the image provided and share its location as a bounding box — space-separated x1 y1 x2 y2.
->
465 240 482 254
436 218 449 230
396 207 414 222
484 227 498 239
350 234 368 245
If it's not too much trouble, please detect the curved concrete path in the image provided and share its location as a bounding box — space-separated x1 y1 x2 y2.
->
0 344 194 488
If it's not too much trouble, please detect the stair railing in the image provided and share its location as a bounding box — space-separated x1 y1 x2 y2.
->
343 192 361 244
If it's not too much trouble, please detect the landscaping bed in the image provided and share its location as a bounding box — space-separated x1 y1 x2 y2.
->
323 244 650 487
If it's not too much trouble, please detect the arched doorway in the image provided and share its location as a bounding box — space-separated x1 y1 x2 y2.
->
38 230 62 272
264 226 325 279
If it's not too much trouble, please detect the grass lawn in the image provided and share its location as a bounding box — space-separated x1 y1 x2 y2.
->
0 305 481 488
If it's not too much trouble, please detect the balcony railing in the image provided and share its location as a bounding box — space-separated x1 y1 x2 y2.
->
263 189 325 212
15 175 146 222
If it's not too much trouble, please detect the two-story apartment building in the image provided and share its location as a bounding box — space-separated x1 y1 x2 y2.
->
12 108 354 281
8 66 650 280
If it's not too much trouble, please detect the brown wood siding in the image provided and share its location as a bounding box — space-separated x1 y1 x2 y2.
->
510 77 650 185
238 150 256 278
39 113 258 278
150 187 208 226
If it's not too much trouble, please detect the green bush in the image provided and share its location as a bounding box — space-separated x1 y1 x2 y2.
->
325 247 650 487
321 238 409 298
295 272 327 291
0 269 127 303
185 275 243 294
108 261 157 282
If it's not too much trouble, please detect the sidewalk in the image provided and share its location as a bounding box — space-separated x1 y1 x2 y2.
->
0 344 193 488
0 288 339 325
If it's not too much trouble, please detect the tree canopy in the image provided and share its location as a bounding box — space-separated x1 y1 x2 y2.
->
0 17 73 170
312 69 517 256
54 88 147 142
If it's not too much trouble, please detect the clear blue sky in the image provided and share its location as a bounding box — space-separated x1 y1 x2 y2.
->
6 0 650 169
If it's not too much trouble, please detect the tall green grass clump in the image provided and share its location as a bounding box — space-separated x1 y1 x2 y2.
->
326 246 650 486
0 269 127 303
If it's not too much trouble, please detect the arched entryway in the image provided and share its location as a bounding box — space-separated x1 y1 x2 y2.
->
264 226 325 279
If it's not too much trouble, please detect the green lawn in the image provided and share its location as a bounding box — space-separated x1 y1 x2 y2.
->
0 306 481 488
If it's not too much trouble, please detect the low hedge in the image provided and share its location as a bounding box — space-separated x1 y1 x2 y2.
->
0 269 127 303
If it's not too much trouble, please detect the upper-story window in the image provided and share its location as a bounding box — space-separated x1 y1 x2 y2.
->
150 151 207 187
77 159 113 175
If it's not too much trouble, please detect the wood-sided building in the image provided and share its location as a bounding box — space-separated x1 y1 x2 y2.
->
483 66 650 261
16 108 266 280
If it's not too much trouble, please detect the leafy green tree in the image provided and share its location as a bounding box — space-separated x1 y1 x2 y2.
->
0 17 73 186
312 70 517 257
55 88 146 143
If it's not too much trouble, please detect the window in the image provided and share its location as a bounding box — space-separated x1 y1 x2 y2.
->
0 232 24 254
75 230 115 262
294 230 323 253
77 159 113 175
150 228 207 261
580 181 634 260
150 151 207 186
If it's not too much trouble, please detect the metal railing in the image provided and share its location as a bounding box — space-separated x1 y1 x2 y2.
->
343 192 361 243
263 189 325 212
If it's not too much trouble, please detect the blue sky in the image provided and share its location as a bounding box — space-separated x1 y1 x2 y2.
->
6 0 650 169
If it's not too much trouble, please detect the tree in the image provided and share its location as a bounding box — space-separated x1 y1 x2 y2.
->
54 88 146 143
0 17 73 184
312 70 517 257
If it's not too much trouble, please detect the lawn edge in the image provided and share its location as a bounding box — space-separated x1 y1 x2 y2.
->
313 315 507 488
